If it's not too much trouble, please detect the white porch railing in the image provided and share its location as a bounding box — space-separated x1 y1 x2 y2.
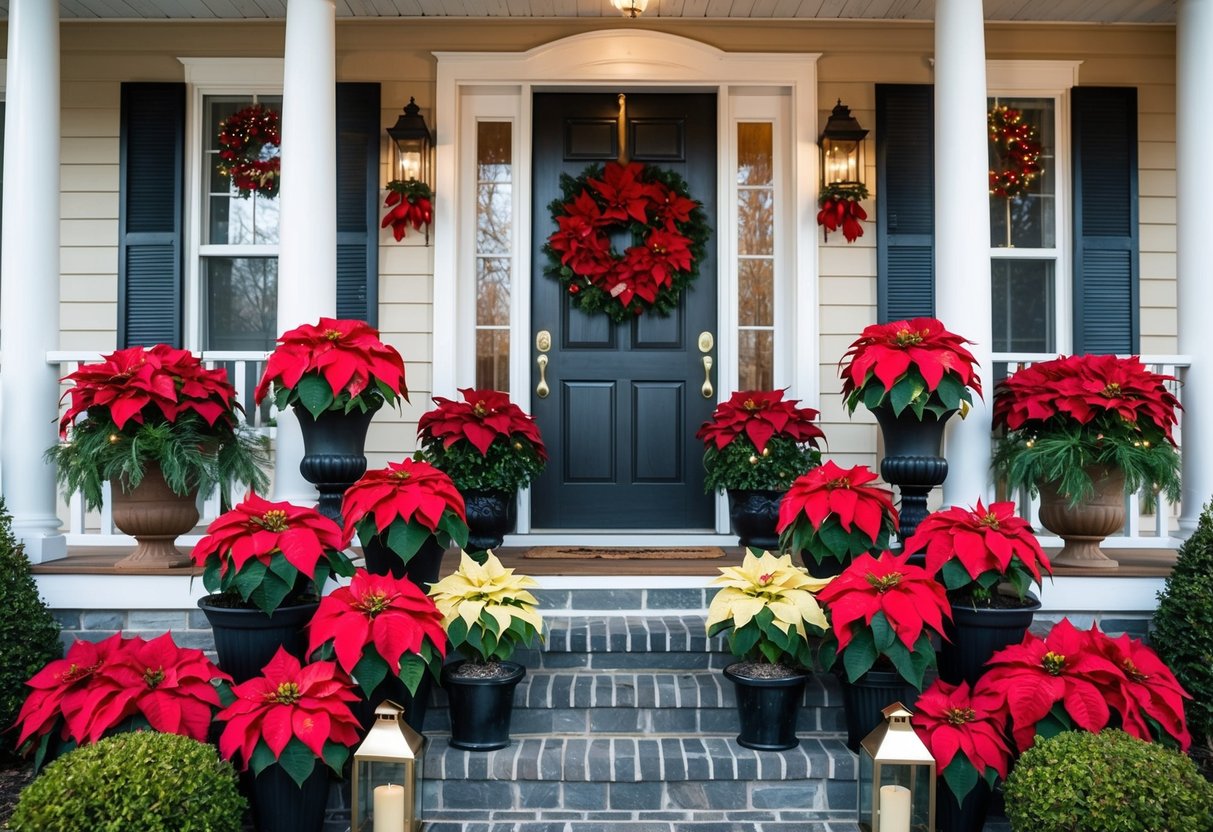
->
46 350 275 547
992 353 1191 549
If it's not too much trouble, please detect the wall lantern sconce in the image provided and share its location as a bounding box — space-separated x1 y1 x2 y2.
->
819 98 868 190
351 701 426 832
610 0 649 17
857 703 936 832
387 97 434 189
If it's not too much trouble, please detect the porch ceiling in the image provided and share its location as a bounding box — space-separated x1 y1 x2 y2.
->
0 0 1176 23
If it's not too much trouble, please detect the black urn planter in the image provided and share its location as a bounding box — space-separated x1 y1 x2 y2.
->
197 595 319 684
936 780 993 832
294 402 378 525
727 489 784 552
362 532 447 591
248 759 330 832
838 668 919 752
722 664 809 751
940 594 1040 686
872 405 955 543
441 660 526 751
463 490 518 554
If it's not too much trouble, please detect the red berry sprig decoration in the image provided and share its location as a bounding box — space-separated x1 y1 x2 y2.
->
381 179 434 242
988 104 1043 199
216 105 281 199
817 183 868 243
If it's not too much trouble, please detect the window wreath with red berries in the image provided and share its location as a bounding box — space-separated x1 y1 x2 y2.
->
216 104 281 199
381 179 433 242
988 104 1043 198
544 161 709 323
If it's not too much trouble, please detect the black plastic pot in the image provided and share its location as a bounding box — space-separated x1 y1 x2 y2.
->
351 668 434 736
294 402 378 525
940 594 1040 686
839 668 919 752
722 664 809 751
441 660 526 751
248 758 330 832
726 489 784 551
362 533 447 591
798 551 852 580
197 595 319 684
936 779 992 832
464 490 518 554
871 404 954 543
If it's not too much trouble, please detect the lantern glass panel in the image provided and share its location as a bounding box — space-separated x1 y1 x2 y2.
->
860 759 935 832
353 758 419 832
822 138 862 187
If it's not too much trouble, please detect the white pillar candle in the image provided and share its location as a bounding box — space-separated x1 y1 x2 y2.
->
373 783 406 832
878 784 911 832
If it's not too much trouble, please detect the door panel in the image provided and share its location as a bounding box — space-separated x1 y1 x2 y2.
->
530 92 717 531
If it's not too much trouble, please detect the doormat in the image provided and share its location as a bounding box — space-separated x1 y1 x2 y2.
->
524 546 726 560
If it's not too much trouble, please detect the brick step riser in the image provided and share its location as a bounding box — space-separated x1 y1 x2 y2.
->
423 823 855 832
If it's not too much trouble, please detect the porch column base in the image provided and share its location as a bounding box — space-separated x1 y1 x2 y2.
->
11 521 66 564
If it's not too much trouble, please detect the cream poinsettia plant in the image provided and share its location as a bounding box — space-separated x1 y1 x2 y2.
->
427 551 544 665
706 550 831 669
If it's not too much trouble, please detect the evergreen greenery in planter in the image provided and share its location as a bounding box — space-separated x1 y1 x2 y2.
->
1003 729 1213 832
9 730 246 832
0 499 62 761
696 390 824 493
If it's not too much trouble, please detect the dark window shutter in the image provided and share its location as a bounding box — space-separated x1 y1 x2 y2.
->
119 83 184 347
335 82 380 326
1072 86 1138 354
876 84 935 322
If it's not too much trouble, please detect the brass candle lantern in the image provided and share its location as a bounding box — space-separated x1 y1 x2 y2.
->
351 701 426 832
858 702 936 832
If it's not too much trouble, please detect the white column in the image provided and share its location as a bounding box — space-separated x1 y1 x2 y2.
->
0 0 66 562
934 0 994 508
1177 0 1213 535
273 0 338 503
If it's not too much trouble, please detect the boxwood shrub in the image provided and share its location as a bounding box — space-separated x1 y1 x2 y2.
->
0 498 62 760
9 731 246 832
1003 729 1213 832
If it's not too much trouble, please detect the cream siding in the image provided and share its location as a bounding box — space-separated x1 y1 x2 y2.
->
30 18 1178 473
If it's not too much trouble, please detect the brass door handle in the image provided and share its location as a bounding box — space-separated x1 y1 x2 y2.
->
536 354 550 399
701 356 714 399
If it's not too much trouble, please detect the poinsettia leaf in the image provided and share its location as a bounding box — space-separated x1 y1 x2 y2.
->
440 512 469 549
250 741 277 776
940 560 972 591
1007 570 1032 599
268 552 298 585
885 642 917 688
355 518 379 550
202 561 222 594
386 521 430 563
234 559 268 601
297 375 336 420
329 550 356 578
353 649 389 699
942 757 979 805
843 628 877 683
322 741 350 777
397 654 426 696
1035 708 1072 743
818 637 838 671
731 625 760 660
258 573 293 615
891 376 917 416
870 612 896 652
863 381 886 410
277 737 319 788
759 642 781 664
936 374 963 412
818 522 854 558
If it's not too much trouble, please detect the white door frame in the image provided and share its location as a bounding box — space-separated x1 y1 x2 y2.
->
433 31 820 546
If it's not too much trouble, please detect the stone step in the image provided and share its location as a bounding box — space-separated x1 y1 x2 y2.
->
510 615 728 670
422 818 861 831
422 669 846 736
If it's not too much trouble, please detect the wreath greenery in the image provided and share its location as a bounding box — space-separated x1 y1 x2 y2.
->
988 104 1042 199
217 104 281 199
544 161 710 323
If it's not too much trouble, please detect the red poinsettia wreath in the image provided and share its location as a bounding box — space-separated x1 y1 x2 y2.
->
544 161 710 323
217 104 281 199
817 183 869 244
988 104 1042 199
382 179 433 242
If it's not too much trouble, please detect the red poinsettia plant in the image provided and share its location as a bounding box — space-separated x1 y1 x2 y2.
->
192 492 355 615
216 648 362 787
696 390 825 493
840 317 982 420
911 680 1013 806
817 550 951 690
49 344 268 510
817 183 868 243
15 632 229 770
904 499 1051 605
776 461 898 568
254 318 408 420
977 617 1191 753
341 458 469 568
307 568 448 700
417 388 548 493
382 179 433 242
992 354 1182 507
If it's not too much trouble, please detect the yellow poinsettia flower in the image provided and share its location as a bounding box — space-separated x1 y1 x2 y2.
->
427 551 544 662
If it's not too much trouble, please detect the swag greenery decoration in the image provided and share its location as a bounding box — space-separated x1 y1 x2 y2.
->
417 388 547 492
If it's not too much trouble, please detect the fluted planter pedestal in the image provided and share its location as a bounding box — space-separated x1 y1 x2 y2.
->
727 489 783 552
294 402 378 525
872 405 954 544
464 490 518 555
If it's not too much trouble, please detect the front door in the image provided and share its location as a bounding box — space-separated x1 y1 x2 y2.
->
529 92 718 531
